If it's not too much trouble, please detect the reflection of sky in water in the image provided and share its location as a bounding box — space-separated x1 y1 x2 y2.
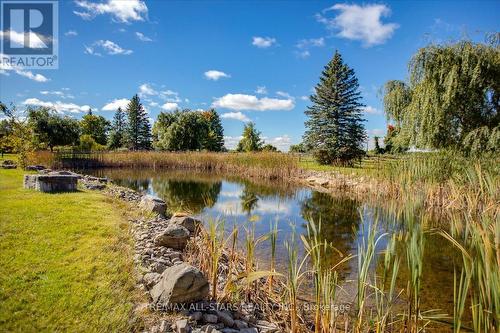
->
86 168 457 315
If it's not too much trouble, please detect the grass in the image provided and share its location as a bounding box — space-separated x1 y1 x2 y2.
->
0 164 138 332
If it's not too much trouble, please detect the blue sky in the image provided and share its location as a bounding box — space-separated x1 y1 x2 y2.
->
1 0 498 150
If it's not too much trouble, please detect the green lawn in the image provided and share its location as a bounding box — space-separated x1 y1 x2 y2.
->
0 163 137 332
298 154 398 177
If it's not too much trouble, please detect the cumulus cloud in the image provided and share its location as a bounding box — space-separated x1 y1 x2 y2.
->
294 37 325 58
0 57 49 82
139 83 157 96
204 70 230 81
0 30 49 48
101 98 129 111
220 112 250 122
255 86 267 94
161 102 178 111
65 30 78 37
361 106 381 114
74 0 148 23
263 134 292 151
85 40 132 56
135 32 152 42
23 98 91 113
223 136 243 150
316 4 398 47
252 36 276 48
138 83 181 102
212 94 295 111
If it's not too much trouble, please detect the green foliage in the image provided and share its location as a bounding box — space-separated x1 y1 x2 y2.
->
462 125 500 157
289 142 307 153
80 109 110 145
236 122 263 152
125 95 151 150
303 51 366 165
374 136 384 154
0 119 14 154
262 144 279 152
27 107 80 151
108 107 127 149
384 40 500 149
78 134 106 151
153 109 215 151
201 109 225 152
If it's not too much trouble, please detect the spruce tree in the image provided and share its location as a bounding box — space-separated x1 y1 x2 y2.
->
236 122 263 152
108 107 127 149
304 51 366 165
125 95 151 150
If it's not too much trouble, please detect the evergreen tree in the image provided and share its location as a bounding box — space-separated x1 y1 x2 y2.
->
303 51 366 165
236 122 263 152
202 109 224 151
108 107 127 149
125 95 151 150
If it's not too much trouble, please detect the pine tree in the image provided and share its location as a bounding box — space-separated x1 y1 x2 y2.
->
202 109 224 151
303 51 366 165
125 95 151 150
108 107 127 149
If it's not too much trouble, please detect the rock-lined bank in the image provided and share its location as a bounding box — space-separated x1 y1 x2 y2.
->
25 168 281 333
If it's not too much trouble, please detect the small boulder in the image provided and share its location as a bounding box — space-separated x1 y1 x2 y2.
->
140 195 167 217
170 216 201 233
176 319 190 333
203 314 218 324
154 224 190 250
25 165 45 171
1 160 16 169
216 311 234 327
143 272 161 289
150 263 209 307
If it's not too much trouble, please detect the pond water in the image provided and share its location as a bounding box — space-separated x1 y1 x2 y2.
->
85 168 458 326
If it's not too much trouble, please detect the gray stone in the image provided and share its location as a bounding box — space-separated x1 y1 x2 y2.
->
176 319 190 333
150 263 209 307
25 165 46 171
239 329 258 333
154 225 190 250
220 329 239 333
203 314 218 324
216 311 234 327
234 320 248 329
189 311 203 322
1 160 17 169
143 272 161 289
24 173 78 192
140 195 167 217
170 216 201 233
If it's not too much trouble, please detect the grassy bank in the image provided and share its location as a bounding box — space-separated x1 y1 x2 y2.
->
0 164 137 332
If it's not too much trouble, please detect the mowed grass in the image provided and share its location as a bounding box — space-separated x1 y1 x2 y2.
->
0 165 137 332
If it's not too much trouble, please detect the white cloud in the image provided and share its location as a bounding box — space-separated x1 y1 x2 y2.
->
361 106 381 114
23 98 91 113
0 57 49 82
161 102 178 111
65 30 78 37
296 50 310 58
212 94 295 111
221 111 250 122
74 0 148 23
255 86 267 94
296 37 325 49
135 32 152 42
204 70 230 81
0 30 49 48
263 134 292 151
139 83 157 96
300 96 309 101
276 91 293 99
316 4 398 47
252 36 276 48
40 90 74 99
85 40 132 56
223 136 243 150
101 98 129 111
149 101 159 107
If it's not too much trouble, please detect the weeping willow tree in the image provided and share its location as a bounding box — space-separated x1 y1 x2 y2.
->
383 40 500 150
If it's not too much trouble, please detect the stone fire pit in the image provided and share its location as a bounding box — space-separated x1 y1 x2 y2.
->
24 172 79 192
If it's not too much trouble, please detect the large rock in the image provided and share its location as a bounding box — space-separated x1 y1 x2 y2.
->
170 215 201 233
140 195 167 217
24 173 78 192
154 225 190 250
150 263 209 307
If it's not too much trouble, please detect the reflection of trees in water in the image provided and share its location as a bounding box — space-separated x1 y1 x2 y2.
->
300 192 361 276
240 187 259 215
115 178 150 193
152 179 222 214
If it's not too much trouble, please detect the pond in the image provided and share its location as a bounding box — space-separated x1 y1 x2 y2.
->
85 168 458 327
